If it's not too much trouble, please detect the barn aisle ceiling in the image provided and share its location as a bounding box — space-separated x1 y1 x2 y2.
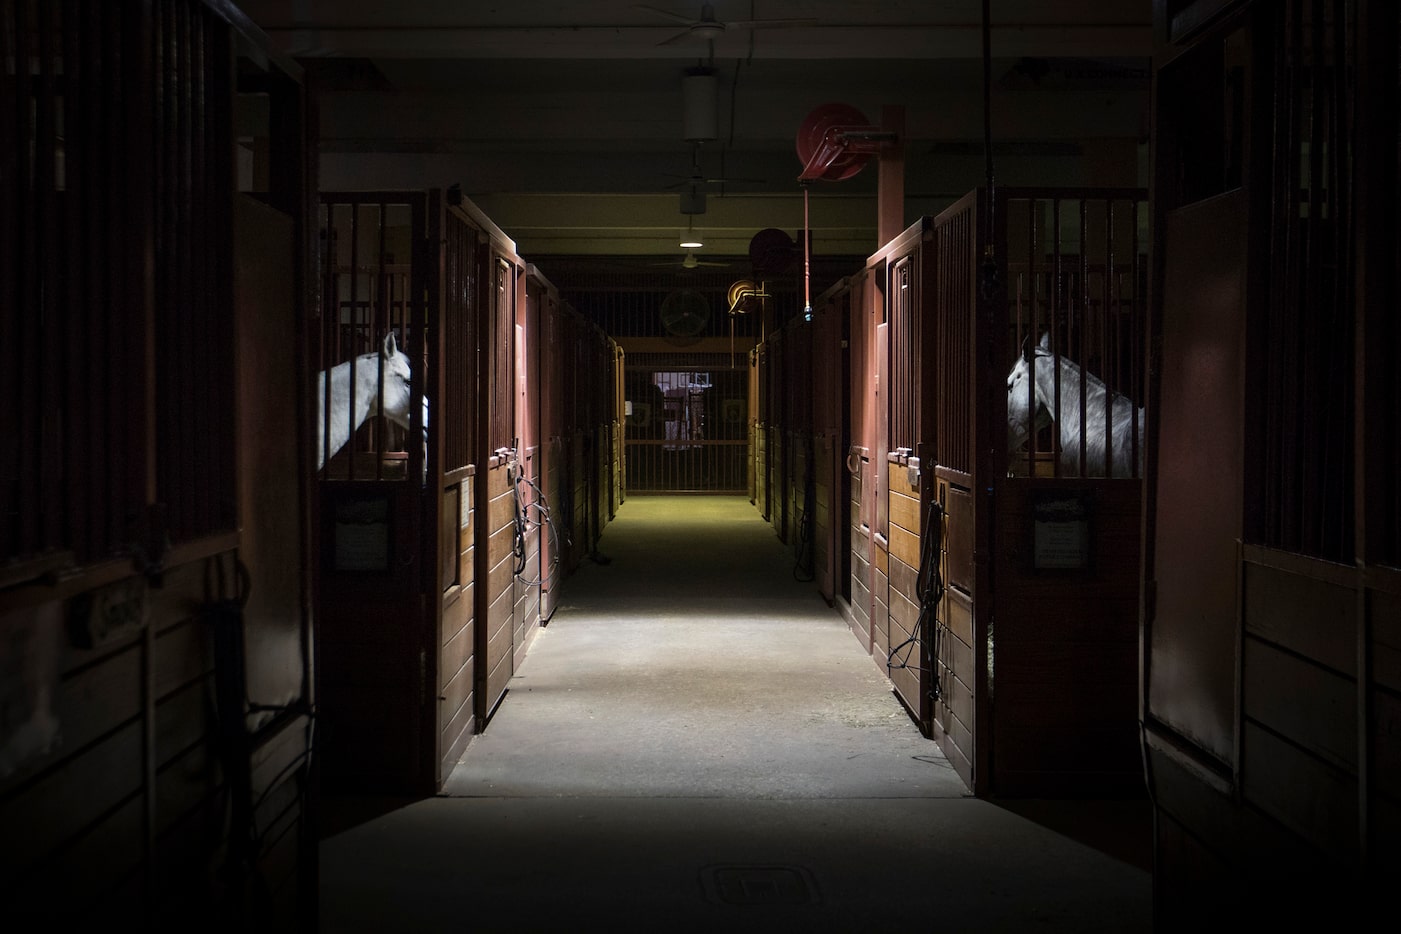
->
239 1 1151 259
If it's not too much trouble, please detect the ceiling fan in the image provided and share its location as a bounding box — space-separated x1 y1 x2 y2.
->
635 3 817 46
663 143 765 194
650 248 730 270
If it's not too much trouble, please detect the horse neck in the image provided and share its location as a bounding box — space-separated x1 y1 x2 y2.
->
327 353 383 429
1030 352 1115 422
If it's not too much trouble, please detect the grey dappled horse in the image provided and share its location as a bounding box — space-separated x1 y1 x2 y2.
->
316 333 427 471
1006 333 1143 478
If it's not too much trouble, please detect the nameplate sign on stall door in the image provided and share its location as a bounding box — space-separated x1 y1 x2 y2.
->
1032 491 1091 570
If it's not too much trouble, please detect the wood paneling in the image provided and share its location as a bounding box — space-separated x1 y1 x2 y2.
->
1244 637 1357 771
1244 559 1357 676
1370 588 1401 693
1242 721 1357 860
0 719 143 875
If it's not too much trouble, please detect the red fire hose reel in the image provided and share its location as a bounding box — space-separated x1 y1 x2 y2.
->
795 102 898 182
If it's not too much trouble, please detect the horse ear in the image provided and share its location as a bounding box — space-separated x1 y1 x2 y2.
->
1037 332 1051 354
382 332 397 358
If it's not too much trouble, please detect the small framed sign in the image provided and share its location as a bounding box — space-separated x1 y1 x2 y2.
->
332 494 392 573
1032 489 1092 570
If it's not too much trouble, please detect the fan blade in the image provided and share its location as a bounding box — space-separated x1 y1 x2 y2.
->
656 28 695 46
633 4 694 26
727 18 819 28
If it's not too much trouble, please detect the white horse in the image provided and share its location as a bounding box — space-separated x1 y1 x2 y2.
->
1006 333 1143 478
315 333 426 471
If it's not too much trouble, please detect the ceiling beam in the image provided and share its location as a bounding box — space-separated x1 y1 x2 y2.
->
264 24 1150 60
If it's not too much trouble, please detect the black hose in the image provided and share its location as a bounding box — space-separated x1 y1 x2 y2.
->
887 497 945 706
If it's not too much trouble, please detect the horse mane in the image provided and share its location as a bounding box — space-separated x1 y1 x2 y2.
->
1026 345 1143 479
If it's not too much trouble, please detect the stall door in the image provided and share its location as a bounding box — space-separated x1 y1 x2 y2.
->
315 194 438 795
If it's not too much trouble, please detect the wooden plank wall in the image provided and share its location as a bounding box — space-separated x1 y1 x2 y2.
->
479 461 515 723
991 482 1142 794
513 452 543 672
440 473 475 777
887 459 925 728
848 456 872 652
934 476 977 791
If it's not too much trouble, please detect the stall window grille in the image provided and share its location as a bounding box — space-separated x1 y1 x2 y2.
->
489 256 515 451
1003 194 1147 480
1250 0 1356 562
317 196 423 481
889 256 919 454
1 0 236 567
934 205 973 477
442 209 479 474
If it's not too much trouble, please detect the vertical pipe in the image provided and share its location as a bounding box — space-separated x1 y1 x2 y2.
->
35 0 59 551
375 202 388 481
64 0 90 556
194 9 213 535
1 0 21 556
1324 0 1353 558
1300 0 1326 551
1026 197 1038 478
93 0 116 551
1050 199 1062 477
321 202 336 472
1079 198 1089 477
347 202 360 479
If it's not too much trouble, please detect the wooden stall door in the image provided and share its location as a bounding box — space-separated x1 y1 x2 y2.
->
476 254 519 726
316 194 438 796
1146 191 1246 766
513 278 543 671
930 194 987 794
234 197 307 718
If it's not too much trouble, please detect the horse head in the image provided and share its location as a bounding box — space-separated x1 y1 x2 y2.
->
1007 333 1054 456
377 332 414 429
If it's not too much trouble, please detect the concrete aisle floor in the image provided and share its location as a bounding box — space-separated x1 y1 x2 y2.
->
320 495 1152 933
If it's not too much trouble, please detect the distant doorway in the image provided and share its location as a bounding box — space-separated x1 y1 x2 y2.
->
625 366 747 492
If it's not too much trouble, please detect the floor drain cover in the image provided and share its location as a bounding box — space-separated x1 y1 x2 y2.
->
701 865 819 906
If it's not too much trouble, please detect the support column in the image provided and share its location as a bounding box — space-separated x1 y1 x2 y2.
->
878 105 906 247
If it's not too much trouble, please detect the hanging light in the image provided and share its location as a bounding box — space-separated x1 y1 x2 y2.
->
679 217 704 249
682 68 718 143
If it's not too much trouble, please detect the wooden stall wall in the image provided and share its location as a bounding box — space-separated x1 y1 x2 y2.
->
871 222 934 735
845 271 874 653
515 268 550 662
809 281 846 604
927 198 983 791
534 293 610 621
0 1 316 927
920 187 1148 796
474 231 522 728
538 293 567 622
752 345 768 517
1145 0 1399 925
786 321 814 577
436 198 484 779
991 190 1147 796
766 333 786 540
